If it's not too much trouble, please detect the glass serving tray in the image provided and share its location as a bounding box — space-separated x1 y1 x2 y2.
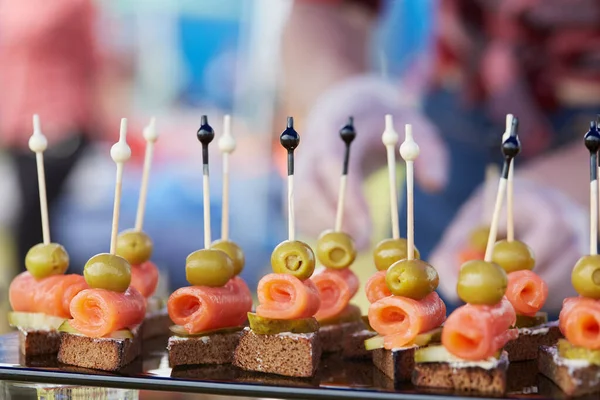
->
0 332 589 400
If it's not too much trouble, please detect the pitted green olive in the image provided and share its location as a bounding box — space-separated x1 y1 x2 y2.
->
25 243 70 279
84 253 131 292
116 229 153 265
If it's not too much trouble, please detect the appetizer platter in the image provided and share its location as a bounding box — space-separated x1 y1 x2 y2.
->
2 114 600 400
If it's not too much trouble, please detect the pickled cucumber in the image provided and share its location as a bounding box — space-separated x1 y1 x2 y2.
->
514 312 548 328
318 304 362 326
414 344 501 363
58 320 133 339
169 324 243 337
247 312 319 335
364 328 442 351
364 335 384 350
557 339 600 365
7 312 65 331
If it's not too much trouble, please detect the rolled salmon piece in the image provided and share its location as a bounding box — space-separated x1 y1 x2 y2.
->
9 272 88 319
506 270 548 316
559 297 600 350
442 297 518 361
368 292 446 349
256 273 321 320
130 260 159 298
365 271 392 304
168 276 252 334
312 268 359 321
70 287 146 338
457 247 485 268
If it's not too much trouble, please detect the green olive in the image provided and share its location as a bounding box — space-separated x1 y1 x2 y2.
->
491 239 535 273
385 259 439 300
315 230 356 269
116 229 153 265
84 253 131 292
572 254 600 299
457 260 508 305
468 226 490 252
25 243 70 279
271 240 315 280
211 239 245 275
373 238 420 271
186 249 234 287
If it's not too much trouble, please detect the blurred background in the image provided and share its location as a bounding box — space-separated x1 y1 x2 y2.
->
1 0 600 334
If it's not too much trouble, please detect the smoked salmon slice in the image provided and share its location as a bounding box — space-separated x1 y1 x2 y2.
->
9 272 88 319
312 268 359 321
505 270 548 316
130 260 159 298
457 247 484 268
168 276 252 334
365 271 392 304
70 287 146 338
442 297 518 361
368 292 446 349
256 273 321 320
559 297 600 350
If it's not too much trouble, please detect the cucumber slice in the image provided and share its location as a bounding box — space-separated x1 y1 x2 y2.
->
558 339 600 366
514 312 548 329
412 327 442 347
7 312 65 331
364 335 384 350
247 313 319 335
58 320 133 339
414 345 501 363
169 324 244 337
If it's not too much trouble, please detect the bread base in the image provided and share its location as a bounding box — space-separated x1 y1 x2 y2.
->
412 351 509 395
141 309 171 340
538 345 600 397
18 329 61 357
319 321 365 353
57 329 141 372
504 321 562 362
342 329 376 360
167 331 242 367
233 328 321 378
372 347 416 382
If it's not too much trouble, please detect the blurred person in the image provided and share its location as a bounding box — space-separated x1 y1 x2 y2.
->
283 0 600 312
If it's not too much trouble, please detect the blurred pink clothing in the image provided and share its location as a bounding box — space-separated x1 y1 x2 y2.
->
0 0 98 148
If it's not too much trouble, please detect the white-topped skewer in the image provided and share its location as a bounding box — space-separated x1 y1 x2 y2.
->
505 114 515 242
109 118 132 254
29 115 51 245
400 124 419 260
135 117 158 232
382 115 400 239
218 115 236 241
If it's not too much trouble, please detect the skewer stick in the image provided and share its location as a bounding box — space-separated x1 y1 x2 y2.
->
197 116 215 249
382 115 400 239
135 117 158 232
482 164 500 225
109 118 132 254
29 115 50 245
280 117 300 241
584 120 600 255
505 114 516 242
218 115 236 241
334 117 356 232
484 117 520 262
400 124 420 260
597 115 600 238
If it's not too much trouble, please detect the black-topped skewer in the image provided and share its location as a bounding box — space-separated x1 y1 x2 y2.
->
584 120 600 255
281 117 300 240
197 115 215 248
335 117 356 232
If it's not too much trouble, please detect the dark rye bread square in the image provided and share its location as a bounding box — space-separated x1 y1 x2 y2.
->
57 330 141 372
342 329 376 359
538 345 600 397
233 328 322 378
167 331 242 367
141 309 171 340
504 321 562 362
319 321 365 353
372 347 416 382
506 360 538 393
18 329 61 357
412 351 509 395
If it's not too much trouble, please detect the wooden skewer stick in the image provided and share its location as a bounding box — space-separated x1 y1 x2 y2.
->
197 116 215 249
400 124 419 260
505 114 516 242
280 117 300 241
334 117 356 232
109 118 132 254
596 115 600 238
382 115 400 240
29 115 51 245
584 120 600 255
484 117 520 262
135 117 158 232
218 115 236 241
482 164 500 225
